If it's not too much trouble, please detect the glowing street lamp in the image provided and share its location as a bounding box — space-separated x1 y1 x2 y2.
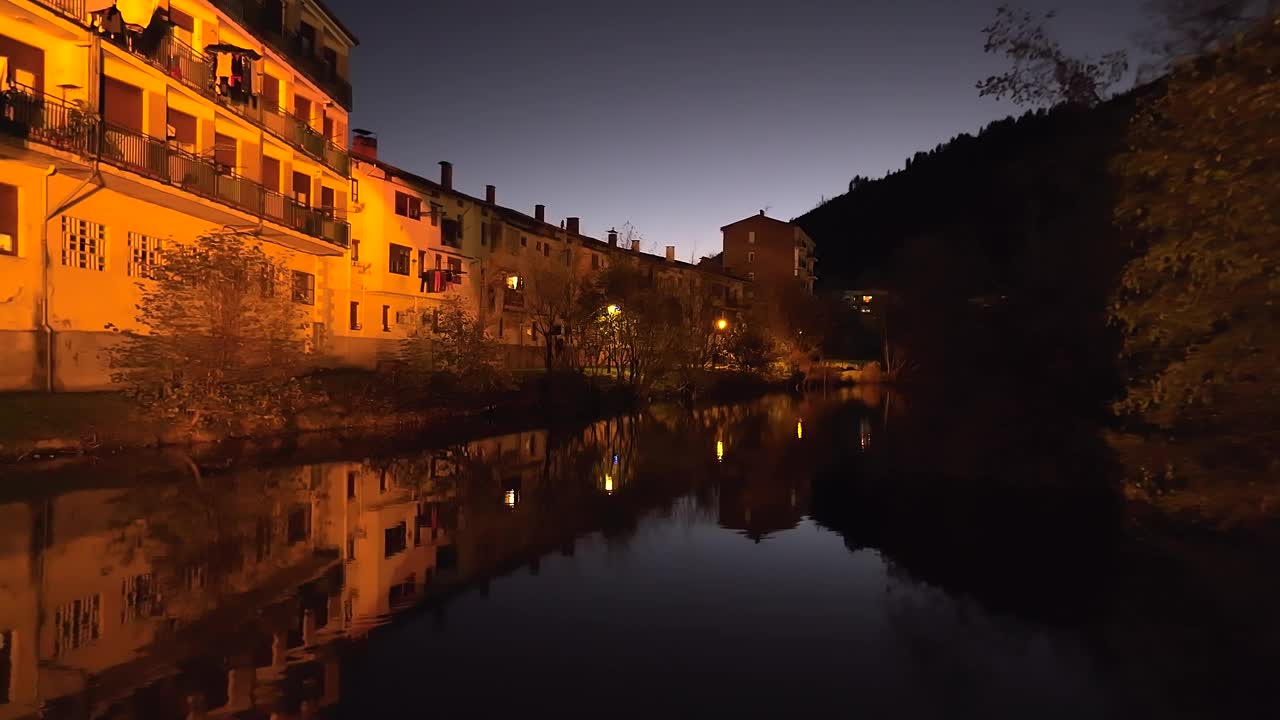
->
606 304 621 317
716 318 729 331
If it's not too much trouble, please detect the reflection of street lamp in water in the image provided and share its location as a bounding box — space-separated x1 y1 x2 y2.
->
716 440 724 462
504 489 518 508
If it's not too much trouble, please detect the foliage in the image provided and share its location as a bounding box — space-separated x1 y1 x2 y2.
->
977 4 1129 107
1110 17 1279 434
105 229 308 429
522 256 579 372
723 323 783 375
400 296 509 393
1137 0 1272 77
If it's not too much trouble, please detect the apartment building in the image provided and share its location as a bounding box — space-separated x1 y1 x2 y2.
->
719 211 817 295
0 0 357 390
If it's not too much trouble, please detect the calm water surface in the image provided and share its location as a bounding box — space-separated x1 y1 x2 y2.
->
1 390 1275 718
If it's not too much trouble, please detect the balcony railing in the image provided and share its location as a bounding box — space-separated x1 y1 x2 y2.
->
1 87 348 248
31 0 85 22
208 0 354 109
102 26 350 176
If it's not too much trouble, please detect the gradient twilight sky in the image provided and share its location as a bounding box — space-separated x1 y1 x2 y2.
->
324 0 1148 260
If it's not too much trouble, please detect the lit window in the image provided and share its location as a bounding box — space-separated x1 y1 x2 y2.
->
504 489 518 508
505 275 522 290
54 594 101 656
126 232 163 278
1 182 17 255
291 271 315 305
747 251 755 264
60 216 106 271
748 231 755 245
389 243 411 275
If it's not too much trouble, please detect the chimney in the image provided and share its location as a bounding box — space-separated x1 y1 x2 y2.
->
607 228 618 246
758 209 765 216
485 184 496 204
439 161 453 190
535 204 545 223
351 129 377 161
665 245 676 261
566 217 580 235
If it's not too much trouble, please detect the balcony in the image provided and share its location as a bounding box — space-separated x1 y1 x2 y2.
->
208 0 354 110
30 0 84 23
0 87 348 248
102 27 350 176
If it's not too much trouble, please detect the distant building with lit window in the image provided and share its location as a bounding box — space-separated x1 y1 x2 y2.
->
718 211 816 295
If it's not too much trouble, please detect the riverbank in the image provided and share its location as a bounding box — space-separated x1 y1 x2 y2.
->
0 369 799 468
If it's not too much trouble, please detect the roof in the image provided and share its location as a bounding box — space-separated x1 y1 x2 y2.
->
311 0 360 47
355 157 748 284
719 213 796 232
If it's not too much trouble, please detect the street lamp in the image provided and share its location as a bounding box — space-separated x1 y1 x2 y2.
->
606 304 621 316
716 318 729 331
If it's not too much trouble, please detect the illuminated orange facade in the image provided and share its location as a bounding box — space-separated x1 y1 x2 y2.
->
1 0 749 389
1 0 356 390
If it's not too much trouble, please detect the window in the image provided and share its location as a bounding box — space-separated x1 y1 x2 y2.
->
520 236 527 247
346 536 355 560
60 216 106 271
351 239 360 262
262 155 281 192
505 275 522 290
213 133 236 170
479 221 488 246
53 594 101 657
748 231 756 245
389 243 411 275
126 233 163 278
119 574 153 625
394 191 421 219
748 272 755 281
747 251 755 264
382 305 390 332
442 218 461 248
351 178 359 202
435 253 442 270
1 182 19 255
291 270 315 305
590 253 600 270
448 257 462 281
349 301 360 330
287 506 310 544
385 522 408 558
1 629 11 704
346 471 357 499
320 186 336 214
429 203 442 227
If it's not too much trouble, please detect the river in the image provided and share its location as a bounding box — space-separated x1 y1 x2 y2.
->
0 389 1276 718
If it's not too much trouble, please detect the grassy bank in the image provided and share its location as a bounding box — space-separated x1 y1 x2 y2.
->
0 368 800 467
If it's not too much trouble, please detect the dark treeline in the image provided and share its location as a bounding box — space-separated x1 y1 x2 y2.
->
796 90 1148 417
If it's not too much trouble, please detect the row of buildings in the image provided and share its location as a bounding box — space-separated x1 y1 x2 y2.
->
0 0 816 391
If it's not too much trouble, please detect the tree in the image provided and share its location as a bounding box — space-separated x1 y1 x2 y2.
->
1111 17 1279 436
522 257 578 372
105 229 308 429
400 296 508 393
977 4 1128 107
1137 0 1273 77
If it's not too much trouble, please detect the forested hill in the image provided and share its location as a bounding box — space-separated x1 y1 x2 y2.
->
794 92 1143 293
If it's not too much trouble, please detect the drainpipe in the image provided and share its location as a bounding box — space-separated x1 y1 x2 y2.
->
41 165 58 392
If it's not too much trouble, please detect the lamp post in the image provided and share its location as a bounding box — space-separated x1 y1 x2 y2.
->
712 317 729 368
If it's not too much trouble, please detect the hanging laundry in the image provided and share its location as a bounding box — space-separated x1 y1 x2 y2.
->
215 53 232 79
0 57 8 92
116 0 159 27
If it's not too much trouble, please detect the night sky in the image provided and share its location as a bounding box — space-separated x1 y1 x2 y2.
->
325 0 1148 260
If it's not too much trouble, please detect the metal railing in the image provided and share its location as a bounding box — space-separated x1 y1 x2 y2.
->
31 0 86 22
208 0 354 109
103 24 351 176
1 88 348 248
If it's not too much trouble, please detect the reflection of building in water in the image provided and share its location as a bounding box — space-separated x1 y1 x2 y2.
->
335 453 462 637
0 470 347 719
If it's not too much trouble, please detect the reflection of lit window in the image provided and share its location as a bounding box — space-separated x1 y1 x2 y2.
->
504 489 518 508
796 420 803 440
716 440 724 462
862 295 873 303
604 474 614 494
